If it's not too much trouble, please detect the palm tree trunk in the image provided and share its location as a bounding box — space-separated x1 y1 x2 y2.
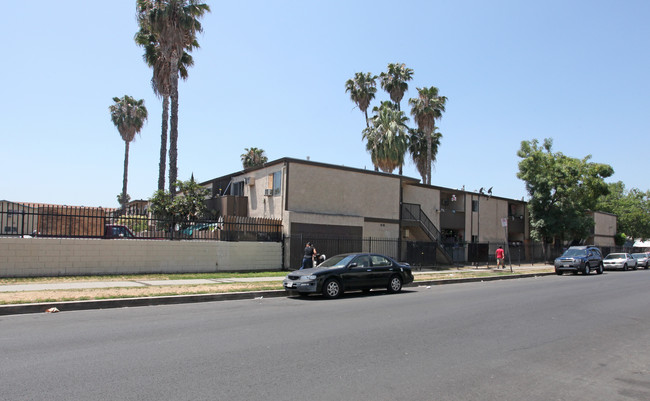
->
169 57 180 197
158 96 169 192
122 141 130 211
426 129 433 185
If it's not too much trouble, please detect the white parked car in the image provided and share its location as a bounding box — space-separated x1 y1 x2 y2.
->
603 253 637 271
631 253 650 269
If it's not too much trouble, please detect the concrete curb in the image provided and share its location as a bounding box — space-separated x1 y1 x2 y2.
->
0 272 555 316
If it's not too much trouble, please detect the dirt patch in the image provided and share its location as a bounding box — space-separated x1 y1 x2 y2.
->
0 282 284 305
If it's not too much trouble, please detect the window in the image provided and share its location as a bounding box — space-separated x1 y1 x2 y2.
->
371 255 391 267
268 171 282 196
472 200 479 212
231 181 244 196
354 255 370 267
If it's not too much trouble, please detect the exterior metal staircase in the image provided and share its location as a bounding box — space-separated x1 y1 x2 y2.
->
401 203 453 265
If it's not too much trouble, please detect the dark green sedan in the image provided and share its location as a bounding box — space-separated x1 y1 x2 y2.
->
283 253 414 298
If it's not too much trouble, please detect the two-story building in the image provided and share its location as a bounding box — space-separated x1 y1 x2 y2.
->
200 158 530 267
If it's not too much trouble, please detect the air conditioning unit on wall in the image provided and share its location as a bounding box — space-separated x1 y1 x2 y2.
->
264 188 273 196
244 177 255 186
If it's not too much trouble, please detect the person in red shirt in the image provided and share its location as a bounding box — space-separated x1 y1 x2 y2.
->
496 246 505 268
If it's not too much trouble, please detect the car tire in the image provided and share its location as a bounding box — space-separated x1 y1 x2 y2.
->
387 275 403 293
623 264 628 271
555 269 563 275
322 278 342 299
596 263 604 275
583 264 590 275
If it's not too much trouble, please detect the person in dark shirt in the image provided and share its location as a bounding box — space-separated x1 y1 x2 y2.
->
301 242 316 269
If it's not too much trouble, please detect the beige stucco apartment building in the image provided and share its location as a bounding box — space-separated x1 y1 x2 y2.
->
201 158 531 266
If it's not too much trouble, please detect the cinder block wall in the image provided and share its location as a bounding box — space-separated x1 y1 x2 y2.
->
0 238 282 277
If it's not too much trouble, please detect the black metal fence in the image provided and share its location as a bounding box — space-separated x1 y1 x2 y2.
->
465 242 643 267
283 234 649 270
285 235 445 270
0 202 282 242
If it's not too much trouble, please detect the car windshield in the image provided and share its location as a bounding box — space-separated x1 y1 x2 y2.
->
605 254 625 259
317 254 357 268
561 249 587 258
632 253 646 258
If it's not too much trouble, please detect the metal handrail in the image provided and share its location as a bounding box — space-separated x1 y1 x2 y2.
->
402 203 442 242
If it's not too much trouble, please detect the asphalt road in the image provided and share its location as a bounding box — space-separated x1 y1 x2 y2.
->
2 271 650 401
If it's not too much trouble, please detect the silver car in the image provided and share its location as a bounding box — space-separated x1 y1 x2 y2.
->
631 253 650 269
603 253 637 271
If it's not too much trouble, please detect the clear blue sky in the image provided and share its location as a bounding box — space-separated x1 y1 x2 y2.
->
2 0 648 207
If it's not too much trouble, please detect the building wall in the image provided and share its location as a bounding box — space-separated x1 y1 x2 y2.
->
402 185 441 228
232 164 286 220
0 238 282 277
286 163 401 220
476 196 511 242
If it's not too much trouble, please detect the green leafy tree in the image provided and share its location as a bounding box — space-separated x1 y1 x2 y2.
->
109 95 148 211
517 138 614 244
134 25 196 192
345 72 378 128
241 147 268 169
596 182 650 240
137 0 210 197
379 62 413 111
116 215 149 233
362 102 409 174
149 176 210 232
409 86 447 185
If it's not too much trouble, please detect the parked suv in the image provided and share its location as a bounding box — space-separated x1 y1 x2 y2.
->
554 246 604 275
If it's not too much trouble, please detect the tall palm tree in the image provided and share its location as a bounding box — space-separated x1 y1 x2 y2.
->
345 72 378 128
408 127 442 182
109 95 148 211
137 0 210 197
363 103 409 174
241 147 268 168
135 26 196 193
379 63 413 111
409 86 447 185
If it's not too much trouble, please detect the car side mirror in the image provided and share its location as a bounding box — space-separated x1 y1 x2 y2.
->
349 263 358 268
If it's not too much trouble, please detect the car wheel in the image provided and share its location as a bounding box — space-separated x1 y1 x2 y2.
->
623 263 628 271
387 275 403 293
583 264 590 275
322 278 342 299
596 263 604 275
633 264 638 270
555 269 563 275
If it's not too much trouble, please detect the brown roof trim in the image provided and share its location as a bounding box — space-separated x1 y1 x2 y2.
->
403 181 527 204
200 157 421 186
199 157 527 204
